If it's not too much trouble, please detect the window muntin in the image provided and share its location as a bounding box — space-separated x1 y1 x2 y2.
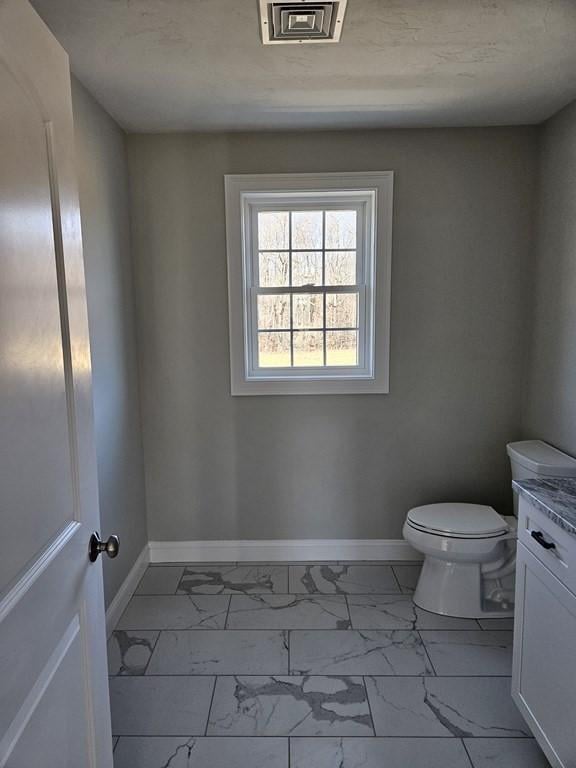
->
242 193 375 382
255 207 361 369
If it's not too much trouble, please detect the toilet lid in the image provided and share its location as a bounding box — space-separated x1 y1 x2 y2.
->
406 503 509 538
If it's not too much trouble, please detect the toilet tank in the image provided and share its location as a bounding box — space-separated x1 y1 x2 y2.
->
507 440 576 514
507 440 576 481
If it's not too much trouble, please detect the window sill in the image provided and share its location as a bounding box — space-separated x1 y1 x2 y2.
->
231 375 389 396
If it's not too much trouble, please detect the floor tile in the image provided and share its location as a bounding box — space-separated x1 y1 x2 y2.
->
227 594 350 629
109 676 214 736
108 630 159 675
365 676 530 737
420 630 513 675
477 617 515 630
348 595 479 630
113 737 288 768
107 560 531 768
290 630 434 675
392 564 422 592
464 738 552 767
207 676 373 736
146 629 288 674
135 567 184 595
116 595 229 630
289 565 399 594
177 565 288 594
291 737 472 768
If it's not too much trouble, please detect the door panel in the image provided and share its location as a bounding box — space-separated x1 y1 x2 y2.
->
0 1 112 766
0 525 82 739
4 626 90 768
0 55 75 593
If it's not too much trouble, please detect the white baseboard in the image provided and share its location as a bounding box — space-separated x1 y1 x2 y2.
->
148 539 421 564
105 544 149 637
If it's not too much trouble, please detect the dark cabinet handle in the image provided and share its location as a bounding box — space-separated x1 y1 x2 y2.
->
531 530 556 550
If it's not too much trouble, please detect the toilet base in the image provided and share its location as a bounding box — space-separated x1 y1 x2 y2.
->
413 556 515 619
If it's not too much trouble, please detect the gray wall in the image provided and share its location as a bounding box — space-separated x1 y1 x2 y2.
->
127 128 538 542
524 101 576 455
72 79 148 605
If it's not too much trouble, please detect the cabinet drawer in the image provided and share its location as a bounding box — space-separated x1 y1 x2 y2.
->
518 498 576 596
513 542 576 768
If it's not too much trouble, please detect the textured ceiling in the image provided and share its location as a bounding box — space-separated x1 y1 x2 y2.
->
31 0 576 132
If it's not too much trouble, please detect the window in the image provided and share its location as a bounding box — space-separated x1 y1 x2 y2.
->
225 172 393 395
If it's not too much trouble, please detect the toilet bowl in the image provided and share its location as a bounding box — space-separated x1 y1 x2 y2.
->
403 440 576 619
403 504 517 618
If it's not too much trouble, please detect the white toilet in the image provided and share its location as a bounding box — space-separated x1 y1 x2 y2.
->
403 440 576 619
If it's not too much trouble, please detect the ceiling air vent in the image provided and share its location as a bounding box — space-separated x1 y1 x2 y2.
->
259 0 348 45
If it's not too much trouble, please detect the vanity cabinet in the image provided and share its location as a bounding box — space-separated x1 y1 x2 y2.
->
513 498 576 768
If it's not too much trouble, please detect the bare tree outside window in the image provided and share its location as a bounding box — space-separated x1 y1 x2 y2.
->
256 209 359 367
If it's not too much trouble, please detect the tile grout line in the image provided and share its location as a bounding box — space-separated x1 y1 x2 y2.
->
142 629 162 677
132 590 418 597
120 626 512 632
110 673 514 678
362 675 377 737
344 593 352 629
133 565 152 596
105 734 531 739
203 676 219 737
174 566 186 596
389 565 403 593
223 594 232 630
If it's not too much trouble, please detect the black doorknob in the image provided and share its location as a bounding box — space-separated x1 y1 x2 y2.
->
89 532 120 562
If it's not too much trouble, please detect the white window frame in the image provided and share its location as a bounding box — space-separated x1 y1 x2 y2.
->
225 172 393 395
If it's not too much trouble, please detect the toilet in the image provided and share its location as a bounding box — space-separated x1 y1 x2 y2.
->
403 440 576 619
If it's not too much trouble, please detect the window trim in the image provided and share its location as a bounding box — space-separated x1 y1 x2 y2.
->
225 172 393 395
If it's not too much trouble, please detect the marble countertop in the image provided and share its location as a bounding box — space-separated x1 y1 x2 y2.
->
513 477 576 537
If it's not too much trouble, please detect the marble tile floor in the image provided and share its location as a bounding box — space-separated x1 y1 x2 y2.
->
110 561 551 767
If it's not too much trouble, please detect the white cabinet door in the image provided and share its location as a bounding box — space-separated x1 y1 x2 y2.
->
0 1 112 765
513 541 576 768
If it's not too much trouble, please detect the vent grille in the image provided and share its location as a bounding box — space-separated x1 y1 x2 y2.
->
259 1 348 45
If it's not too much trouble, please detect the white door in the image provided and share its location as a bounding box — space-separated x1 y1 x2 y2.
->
0 1 113 765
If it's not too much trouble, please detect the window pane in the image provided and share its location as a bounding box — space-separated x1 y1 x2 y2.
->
257 294 290 330
293 293 323 329
258 332 290 367
291 211 322 249
325 251 356 286
259 251 289 287
326 293 358 328
258 211 289 250
326 330 358 366
292 251 322 287
293 331 324 367
325 210 356 249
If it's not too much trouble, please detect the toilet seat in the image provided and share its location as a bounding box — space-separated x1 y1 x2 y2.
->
406 503 509 539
